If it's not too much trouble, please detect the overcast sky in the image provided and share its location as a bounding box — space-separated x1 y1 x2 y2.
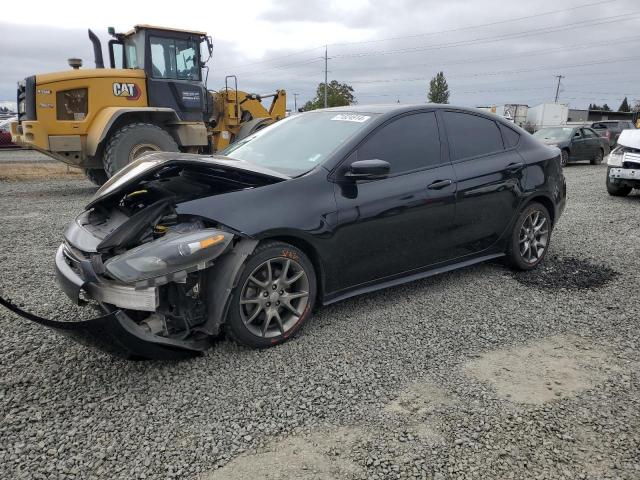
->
1 0 639 111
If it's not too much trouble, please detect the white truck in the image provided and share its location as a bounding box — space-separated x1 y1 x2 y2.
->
526 103 569 131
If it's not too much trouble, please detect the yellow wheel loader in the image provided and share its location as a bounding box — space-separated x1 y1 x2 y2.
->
11 25 286 185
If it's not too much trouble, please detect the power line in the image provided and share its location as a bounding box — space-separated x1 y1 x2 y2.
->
347 56 640 84
329 34 640 73
219 0 618 70
334 12 639 59
331 0 618 47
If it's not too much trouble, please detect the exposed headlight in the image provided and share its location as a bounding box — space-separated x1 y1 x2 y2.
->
104 229 233 283
607 147 624 167
56 88 88 121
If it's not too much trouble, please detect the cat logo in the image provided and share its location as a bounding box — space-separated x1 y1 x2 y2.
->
112 82 141 101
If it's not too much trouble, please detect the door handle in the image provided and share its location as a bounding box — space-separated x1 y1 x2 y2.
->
427 179 453 190
506 162 525 172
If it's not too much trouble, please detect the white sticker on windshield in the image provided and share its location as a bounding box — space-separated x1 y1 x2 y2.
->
331 113 370 123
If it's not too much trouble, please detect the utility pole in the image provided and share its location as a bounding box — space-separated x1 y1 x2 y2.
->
324 45 328 109
293 93 299 112
554 75 564 103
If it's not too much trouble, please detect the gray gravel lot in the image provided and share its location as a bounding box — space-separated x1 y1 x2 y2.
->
1 153 639 480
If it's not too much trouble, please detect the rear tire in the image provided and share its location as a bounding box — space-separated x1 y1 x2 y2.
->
103 122 179 177
507 202 552 271
590 148 604 165
226 241 316 349
84 168 108 186
606 167 632 197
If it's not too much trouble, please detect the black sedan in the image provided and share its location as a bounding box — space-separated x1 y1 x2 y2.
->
532 126 609 167
10 105 566 359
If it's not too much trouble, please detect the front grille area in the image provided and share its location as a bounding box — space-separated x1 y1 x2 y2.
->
622 152 640 170
16 76 36 122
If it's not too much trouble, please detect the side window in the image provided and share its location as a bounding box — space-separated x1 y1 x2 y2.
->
150 37 172 78
499 124 520 149
583 128 598 138
150 36 200 80
443 111 504 161
126 44 138 69
357 112 442 174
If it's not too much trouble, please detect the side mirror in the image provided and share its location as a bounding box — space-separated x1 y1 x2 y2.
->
345 159 390 180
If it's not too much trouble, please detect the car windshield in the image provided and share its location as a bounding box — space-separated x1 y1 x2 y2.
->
533 127 573 141
221 111 377 176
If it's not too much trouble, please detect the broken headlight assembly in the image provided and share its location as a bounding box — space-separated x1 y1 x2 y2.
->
607 146 624 167
104 229 233 284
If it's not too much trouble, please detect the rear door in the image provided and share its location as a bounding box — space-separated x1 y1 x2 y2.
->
441 110 525 257
331 111 457 291
581 128 602 156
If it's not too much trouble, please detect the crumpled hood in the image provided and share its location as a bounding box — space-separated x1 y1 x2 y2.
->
617 129 640 150
87 152 289 209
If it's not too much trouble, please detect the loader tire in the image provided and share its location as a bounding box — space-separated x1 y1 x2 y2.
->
103 123 179 177
84 168 108 186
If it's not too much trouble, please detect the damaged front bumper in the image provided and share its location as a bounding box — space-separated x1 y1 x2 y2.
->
53 244 211 359
609 167 640 184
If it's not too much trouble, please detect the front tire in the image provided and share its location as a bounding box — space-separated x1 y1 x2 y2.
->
84 168 108 186
103 122 179 177
507 202 551 271
226 241 317 348
606 167 632 197
560 149 569 167
590 148 604 165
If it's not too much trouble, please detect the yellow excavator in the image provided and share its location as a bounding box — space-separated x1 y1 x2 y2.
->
11 25 286 185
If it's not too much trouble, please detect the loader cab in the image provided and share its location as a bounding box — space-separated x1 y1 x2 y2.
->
108 25 213 122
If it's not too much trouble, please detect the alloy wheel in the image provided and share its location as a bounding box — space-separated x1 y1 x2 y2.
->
519 210 549 264
239 257 310 338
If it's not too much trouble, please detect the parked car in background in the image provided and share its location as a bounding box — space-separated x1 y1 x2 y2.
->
590 120 636 147
11 105 566 359
0 116 17 149
533 126 609 167
606 129 640 197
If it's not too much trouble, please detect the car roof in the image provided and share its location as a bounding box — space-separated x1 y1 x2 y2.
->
320 104 489 115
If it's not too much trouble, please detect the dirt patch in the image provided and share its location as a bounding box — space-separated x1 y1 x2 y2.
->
0 162 84 181
465 335 618 404
202 427 366 480
512 256 618 290
384 378 452 445
385 379 453 416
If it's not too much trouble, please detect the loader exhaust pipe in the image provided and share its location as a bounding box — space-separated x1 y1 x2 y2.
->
88 29 105 69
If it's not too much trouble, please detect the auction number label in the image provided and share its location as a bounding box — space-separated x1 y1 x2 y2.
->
331 113 370 123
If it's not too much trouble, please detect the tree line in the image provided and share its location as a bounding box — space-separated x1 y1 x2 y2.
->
299 75 637 113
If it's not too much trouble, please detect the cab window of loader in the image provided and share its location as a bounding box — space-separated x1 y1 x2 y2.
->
150 36 200 81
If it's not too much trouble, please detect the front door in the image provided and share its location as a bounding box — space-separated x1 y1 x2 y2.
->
330 111 457 293
146 34 208 122
440 110 526 257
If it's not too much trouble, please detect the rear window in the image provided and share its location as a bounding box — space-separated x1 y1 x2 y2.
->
499 124 520 149
443 111 504 160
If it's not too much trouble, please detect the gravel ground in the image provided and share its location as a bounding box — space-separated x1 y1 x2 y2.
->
0 149 53 164
1 156 639 480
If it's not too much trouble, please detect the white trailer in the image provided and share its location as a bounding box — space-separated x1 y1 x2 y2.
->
476 104 529 127
526 103 569 131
